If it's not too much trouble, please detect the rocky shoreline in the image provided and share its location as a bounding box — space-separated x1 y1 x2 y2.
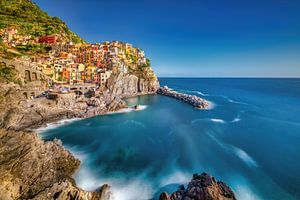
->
157 86 211 109
0 59 236 200
0 86 155 200
0 128 112 200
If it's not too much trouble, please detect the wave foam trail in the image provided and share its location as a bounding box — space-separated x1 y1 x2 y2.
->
210 118 226 124
220 95 248 105
123 120 146 128
196 91 209 96
36 118 81 133
160 171 190 187
231 117 241 123
191 117 225 124
232 146 258 167
207 133 258 168
235 185 262 200
178 89 209 96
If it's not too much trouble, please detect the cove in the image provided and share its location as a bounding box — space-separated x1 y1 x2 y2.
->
40 78 300 200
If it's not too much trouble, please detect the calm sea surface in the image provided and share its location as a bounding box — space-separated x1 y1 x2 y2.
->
40 78 300 200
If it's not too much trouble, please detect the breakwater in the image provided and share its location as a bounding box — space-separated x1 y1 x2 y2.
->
157 86 210 109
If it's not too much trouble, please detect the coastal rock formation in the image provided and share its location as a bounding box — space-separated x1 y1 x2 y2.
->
0 83 127 131
157 86 210 109
159 173 236 200
0 129 110 200
107 61 160 98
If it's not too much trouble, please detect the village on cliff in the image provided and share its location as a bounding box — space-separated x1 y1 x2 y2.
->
0 27 150 96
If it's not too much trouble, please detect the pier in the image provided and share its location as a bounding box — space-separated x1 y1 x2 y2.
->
157 86 210 109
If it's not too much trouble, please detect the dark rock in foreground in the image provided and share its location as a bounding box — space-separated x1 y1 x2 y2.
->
159 173 236 200
157 86 210 109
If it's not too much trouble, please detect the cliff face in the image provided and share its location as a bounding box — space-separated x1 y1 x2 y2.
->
106 61 160 98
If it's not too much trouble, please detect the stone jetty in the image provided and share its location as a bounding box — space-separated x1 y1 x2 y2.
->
157 86 210 109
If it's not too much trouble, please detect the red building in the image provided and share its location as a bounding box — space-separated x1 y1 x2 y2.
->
38 35 58 44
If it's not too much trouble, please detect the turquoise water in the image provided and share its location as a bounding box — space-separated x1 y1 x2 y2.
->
40 78 300 200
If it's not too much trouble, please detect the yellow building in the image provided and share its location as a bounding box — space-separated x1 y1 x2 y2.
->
85 65 96 82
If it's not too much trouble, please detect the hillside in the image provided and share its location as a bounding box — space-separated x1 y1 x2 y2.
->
0 0 84 44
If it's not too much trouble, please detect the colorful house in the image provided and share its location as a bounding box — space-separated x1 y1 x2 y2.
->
38 35 58 44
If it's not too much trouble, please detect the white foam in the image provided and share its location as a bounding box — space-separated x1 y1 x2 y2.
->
160 171 190 187
196 91 209 96
231 117 241 123
74 166 154 200
210 118 226 124
191 117 224 124
234 184 262 200
35 118 81 133
111 179 154 200
205 101 215 110
74 165 102 191
232 146 258 167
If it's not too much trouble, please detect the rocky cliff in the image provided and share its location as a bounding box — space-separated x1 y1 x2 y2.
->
0 83 126 131
159 173 236 200
0 128 111 200
106 60 160 98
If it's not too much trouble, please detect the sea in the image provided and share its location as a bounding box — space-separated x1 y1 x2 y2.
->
39 78 300 200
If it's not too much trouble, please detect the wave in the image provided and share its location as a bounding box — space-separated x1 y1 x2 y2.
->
178 89 209 96
207 133 258 168
35 118 81 133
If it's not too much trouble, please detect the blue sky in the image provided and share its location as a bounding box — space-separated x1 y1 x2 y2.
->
33 0 300 77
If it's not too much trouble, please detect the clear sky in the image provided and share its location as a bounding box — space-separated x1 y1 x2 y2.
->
33 0 300 77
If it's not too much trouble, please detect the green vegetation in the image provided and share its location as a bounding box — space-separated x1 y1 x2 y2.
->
15 43 51 54
0 0 84 43
0 63 21 84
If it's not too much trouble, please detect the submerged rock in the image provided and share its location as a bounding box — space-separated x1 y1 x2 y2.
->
159 173 236 200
